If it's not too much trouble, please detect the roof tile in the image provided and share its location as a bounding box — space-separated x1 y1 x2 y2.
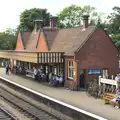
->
50 26 96 55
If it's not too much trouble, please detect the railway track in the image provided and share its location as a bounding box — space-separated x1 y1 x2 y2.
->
0 87 59 120
0 107 17 120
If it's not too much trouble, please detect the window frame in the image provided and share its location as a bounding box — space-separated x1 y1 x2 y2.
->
67 61 73 80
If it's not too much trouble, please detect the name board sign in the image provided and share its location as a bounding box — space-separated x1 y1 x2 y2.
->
100 78 117 86
88 69 101 75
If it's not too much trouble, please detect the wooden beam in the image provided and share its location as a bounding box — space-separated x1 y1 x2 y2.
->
0 51 38 63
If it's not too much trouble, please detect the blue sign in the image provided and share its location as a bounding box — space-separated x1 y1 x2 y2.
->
88 69 101 74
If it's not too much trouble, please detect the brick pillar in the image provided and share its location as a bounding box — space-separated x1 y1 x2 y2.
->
73 61 80 90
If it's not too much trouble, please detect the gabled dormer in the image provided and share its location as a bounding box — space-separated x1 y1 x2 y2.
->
15 32 24 50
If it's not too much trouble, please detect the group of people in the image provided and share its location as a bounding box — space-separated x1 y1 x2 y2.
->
49 72 64 87
32 67 64 87
14 65 26 74
5 63 64 87
111 90 120 108
110 74 120 108
33 67 46 81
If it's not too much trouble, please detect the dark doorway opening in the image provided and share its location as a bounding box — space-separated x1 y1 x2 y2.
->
79 70 86 88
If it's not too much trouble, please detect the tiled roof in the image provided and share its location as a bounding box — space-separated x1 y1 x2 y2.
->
20 32 31 49
25 29 40 51
43 28 58 50
50 26 96 55
19 26 96 55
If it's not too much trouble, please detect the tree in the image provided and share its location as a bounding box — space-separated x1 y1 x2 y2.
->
57 5 102 28
106 6 120 49
0 28 17 50
19 8 51 32
107 6 120 34
109 34 120 50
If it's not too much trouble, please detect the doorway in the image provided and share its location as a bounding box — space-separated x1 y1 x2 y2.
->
79 70 86 88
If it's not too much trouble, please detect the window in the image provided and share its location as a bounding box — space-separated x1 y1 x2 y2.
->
68 61 73 79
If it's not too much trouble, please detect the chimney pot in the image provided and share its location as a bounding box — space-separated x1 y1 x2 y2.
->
34 19 43 31
49 16 58 30
82 14 89 28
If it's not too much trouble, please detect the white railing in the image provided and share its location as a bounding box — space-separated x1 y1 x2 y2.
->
99 76 118 89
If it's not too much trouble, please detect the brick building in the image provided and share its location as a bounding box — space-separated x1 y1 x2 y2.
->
0 15 119 89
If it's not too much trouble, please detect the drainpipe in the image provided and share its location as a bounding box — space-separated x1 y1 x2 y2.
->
75 60 80 91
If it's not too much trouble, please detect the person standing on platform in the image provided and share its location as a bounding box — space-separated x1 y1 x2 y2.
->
49 72 53 84
9 63 11 75
115 74 120 91
5 63 9 75
33 67 38 80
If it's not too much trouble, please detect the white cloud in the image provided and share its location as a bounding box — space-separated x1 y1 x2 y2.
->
0 0 119 31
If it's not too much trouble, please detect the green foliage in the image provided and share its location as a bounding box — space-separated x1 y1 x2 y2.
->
57 5 101 28
2 5 120 50
0 28 17 50
19 8 51 32
107 6 120 49
107 6 120 34
111 34 120 49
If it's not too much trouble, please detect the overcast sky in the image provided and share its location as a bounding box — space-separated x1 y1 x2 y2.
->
0 0 119 31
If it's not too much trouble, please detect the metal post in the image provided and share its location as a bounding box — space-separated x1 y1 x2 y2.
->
99 75 101 86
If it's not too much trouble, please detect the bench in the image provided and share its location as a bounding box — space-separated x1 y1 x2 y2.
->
104 93 120 108
26 70 35 79
104 93 116 104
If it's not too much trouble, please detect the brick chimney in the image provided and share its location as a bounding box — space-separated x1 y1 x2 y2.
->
49 16 58 30
82 14 89 28
34 19 43 31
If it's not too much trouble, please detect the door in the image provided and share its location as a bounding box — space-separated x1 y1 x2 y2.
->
79 70 85 88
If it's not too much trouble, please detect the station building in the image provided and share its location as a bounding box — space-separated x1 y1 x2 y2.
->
0 15 119 89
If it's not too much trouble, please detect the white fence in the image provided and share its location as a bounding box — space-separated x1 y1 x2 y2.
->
99 76 118 89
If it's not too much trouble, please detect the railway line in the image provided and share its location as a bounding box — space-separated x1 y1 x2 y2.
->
0 87 59 120
0 76 107 120
0 107 17 120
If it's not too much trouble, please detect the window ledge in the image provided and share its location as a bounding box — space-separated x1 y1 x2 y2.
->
67 77 73 80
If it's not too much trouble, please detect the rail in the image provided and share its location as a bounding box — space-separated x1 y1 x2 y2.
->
0 87 58 120
0 107 17 120
0 76 107 120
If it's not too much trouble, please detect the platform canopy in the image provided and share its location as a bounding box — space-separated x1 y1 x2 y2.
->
0 50 64 64
0 50 38 63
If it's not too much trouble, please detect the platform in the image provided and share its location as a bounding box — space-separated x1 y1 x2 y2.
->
0 68 119 120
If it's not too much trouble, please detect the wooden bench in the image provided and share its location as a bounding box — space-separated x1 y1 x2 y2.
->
26 70 35 79
104 93 116 104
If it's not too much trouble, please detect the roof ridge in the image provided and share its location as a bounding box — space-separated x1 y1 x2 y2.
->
58 25 95 31
36 29 41 48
